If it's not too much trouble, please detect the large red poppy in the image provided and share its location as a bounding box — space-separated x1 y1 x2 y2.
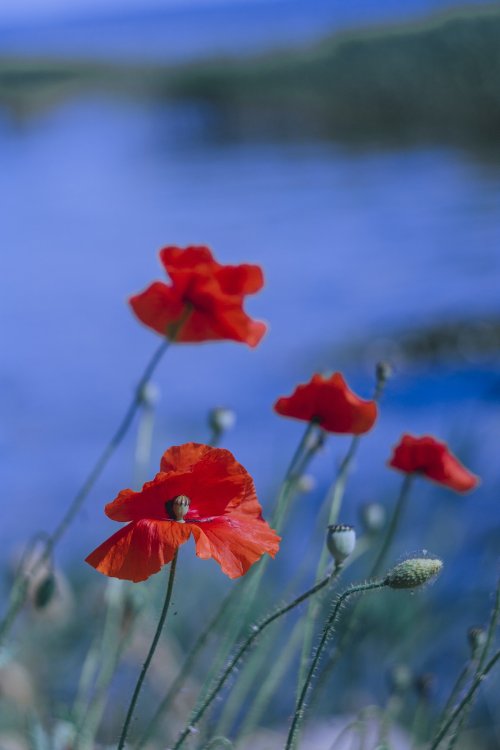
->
388 434 479 493
274 373 377 434
85 444 280 582
129 245 266 347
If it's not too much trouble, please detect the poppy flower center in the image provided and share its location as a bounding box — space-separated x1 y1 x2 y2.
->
166 495 191 523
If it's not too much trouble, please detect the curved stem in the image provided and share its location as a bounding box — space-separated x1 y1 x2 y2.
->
171 568 338 750
286 580 386 750
441 578 500 750
370 473 413 578
429 650 500 750
117 550 179 750
0 336 174 647
137 585 238 748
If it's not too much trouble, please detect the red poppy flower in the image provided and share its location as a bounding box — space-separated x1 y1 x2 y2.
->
388 434 479 493
129 245 266 347
85 443 280 582
274 373 377 434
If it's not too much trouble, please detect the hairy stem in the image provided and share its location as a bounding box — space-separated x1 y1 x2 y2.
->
429 650 500 750
171 567 338 750
286 580 386 750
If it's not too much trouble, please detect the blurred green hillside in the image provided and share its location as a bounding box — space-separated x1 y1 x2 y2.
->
2 5 500 144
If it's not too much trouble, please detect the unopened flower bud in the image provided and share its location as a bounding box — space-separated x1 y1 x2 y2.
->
376 361 393 385
467 626 486 656
33 573 57 610
326 525 356 566
209 407 236 435
388 663 413 694
297 474 316 494
359 502 386 534
384 557 443 589
137 382 160 408
415 672 435 700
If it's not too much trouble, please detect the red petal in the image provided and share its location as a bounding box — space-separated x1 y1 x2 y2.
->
191 516 280 579
159 245 215 275
129 282 185 336
388 434 479 493
85 519 191 582
274 373 377 434
160 444 261 519
215 264 264 295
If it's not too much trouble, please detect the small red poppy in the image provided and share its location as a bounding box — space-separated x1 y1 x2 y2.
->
274 373 377 434
129 245 266 347
85 443 280 582
388 434 479 493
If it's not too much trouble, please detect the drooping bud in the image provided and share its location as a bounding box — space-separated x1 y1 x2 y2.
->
33 573 57 610
171 495 190 523
384 557 443 589
415 673 435 701
209 407 236 436
359 502 386 534
467 626 486 656
376 361 393 386
326 525 356 566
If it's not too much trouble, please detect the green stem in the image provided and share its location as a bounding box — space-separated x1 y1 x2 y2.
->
442 578 500 750
0 336 173 647
296 434 360 698
171 568 338 750
307 474 414 707
189 421 322 727
137 585 238 748
429 650 500 750
201 739 234 749
117 551 179 750
285 580 386 750
371 474 414 578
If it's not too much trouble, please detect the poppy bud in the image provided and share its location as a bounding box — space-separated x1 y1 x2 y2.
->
297 474 316 494
33 573 57 610
467 626 486 656
209 407 236 435
359 502 386 534
137 382 160 408
376 361 393 385
415 672 435 701
326 525 356 566
384 557 442 589
387 663 413 694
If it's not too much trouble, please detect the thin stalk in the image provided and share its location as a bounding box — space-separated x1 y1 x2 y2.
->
201 739 234 749
193 423 322 707
117 550 179 750
442 578 500 750
171 567 338 750
0 327 181 646
217 563 343 737
307 474 415 706
296 434 360 697
370 474 413 578
137 585 238 748
285 580 386 750
429 650 500 750
227 538 372 740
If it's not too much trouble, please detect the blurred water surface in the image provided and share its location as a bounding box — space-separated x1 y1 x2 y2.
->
1 98 500 608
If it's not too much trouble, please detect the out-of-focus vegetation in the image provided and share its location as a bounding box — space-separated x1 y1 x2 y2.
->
2 5 500 144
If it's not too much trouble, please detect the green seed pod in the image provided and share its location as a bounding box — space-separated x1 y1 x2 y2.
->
384 557 443 589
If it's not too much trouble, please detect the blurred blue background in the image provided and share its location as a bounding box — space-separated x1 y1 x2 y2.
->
1 0 500 743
